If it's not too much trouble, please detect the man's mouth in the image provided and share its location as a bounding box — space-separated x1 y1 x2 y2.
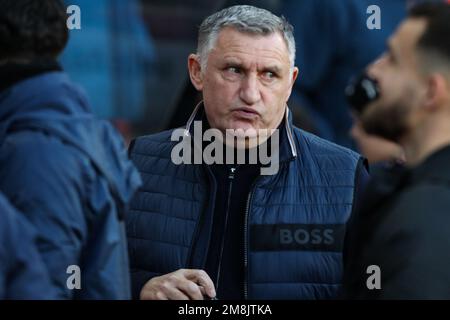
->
232 107 261 119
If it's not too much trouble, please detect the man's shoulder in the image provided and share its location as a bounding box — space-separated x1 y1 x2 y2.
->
0 131 89 193
393 183 450 221
366 183 450 245
292 126 361 161
130 128 179 158
361 183 450 271
1 130 81 164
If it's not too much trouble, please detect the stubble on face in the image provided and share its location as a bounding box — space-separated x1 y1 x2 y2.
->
361 19 428 143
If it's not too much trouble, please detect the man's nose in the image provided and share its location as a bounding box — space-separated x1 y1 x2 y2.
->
367 53 386 78
239 74 261 105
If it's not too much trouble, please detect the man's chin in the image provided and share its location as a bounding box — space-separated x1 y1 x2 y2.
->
362 121 404 143
218 122 266 149
225 121 259 137
360 101 410 144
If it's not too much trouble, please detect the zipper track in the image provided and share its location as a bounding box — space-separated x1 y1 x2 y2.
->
215 166 236 293
243 175 261 300
244 162 286 299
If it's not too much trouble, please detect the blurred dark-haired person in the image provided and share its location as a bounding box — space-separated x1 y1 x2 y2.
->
0 193 56 300
343 2 450 299
0 0 141 299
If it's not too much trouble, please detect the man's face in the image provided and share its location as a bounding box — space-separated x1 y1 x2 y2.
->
189 27 298 135
361 18 428 143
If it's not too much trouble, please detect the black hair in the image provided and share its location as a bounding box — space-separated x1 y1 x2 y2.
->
0 0 68 61
409 2 450 60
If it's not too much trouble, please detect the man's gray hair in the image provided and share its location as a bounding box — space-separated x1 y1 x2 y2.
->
197 5 296 71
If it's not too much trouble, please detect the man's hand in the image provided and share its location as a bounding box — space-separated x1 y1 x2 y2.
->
140 269 216 300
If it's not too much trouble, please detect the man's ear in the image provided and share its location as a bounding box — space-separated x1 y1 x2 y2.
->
424 73 449 111
188 54 204 91
285 66 299 102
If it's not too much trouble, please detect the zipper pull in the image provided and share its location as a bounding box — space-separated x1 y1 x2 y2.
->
228 166 236 179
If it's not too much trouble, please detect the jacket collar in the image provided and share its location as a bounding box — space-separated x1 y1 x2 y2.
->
411 144 450 183
361 144 450 217
0 59 61 93
183 101 298 164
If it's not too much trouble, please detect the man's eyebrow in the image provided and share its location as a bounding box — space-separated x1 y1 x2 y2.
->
223 59 244 67
221 60 283 73
261 66 282 74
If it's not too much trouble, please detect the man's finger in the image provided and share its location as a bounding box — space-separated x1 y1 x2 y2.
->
184 269 216 298
155 291 168 300
177 279 204 300
160 285 190 300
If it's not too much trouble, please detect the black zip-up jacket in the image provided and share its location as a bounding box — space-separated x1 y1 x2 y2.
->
343 145 450 299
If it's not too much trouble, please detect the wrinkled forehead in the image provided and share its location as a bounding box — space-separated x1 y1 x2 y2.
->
211 27 291 65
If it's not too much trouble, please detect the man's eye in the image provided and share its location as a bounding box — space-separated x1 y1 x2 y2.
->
263 71 276 79
227 67 241 74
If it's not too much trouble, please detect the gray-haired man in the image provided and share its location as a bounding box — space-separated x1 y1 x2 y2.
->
126 5 369 300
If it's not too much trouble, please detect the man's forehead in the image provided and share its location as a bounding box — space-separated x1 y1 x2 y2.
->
391 18 427 56
211 27 290 64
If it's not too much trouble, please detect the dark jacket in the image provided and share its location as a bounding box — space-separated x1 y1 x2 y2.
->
127 104 366 300
0 193 56 299
0 65 142 299
343 145 450 299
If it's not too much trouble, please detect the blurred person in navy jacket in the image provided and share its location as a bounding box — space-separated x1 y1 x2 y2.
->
0 0 141 299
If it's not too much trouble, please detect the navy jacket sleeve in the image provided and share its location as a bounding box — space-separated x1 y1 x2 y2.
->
0 133 88 299
0 193 56 299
